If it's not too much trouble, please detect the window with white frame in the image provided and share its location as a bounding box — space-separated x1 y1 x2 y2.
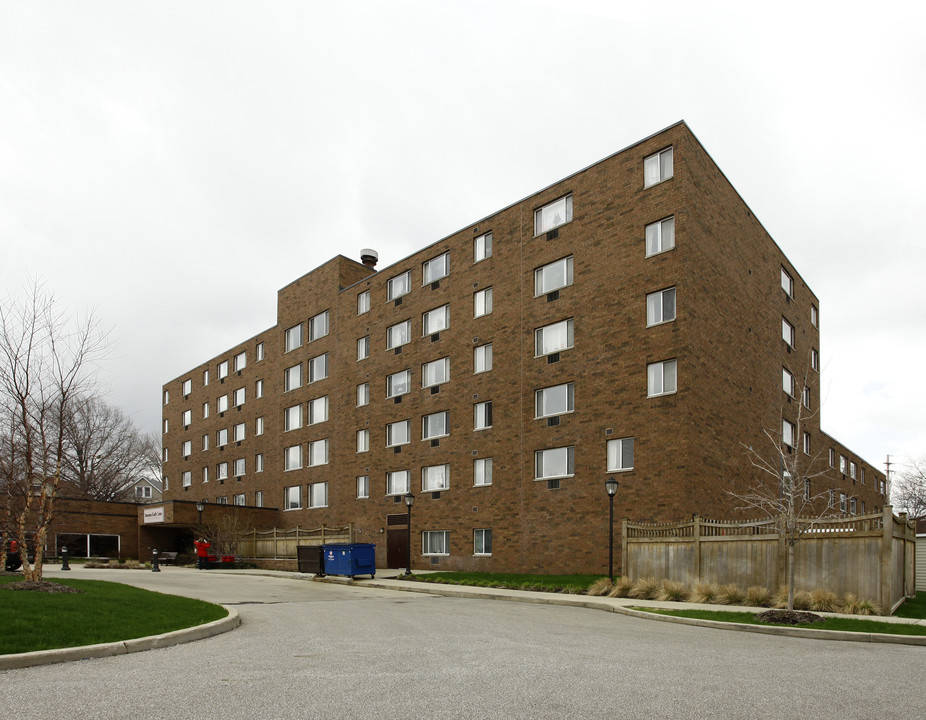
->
646 287 676 326
534 195 573 235
234 458 245 477
422 411 449 440
182 379 192 396
284 445 302 471
474 343 493 374
645 217 675 256
218 360 229 380
357 382 370 407
357 336 370 361
255 490 263 507
387 271 411 301
357 429 370 453
839 492 847 513
607 437 634 472
308 311 329 342
647 359 677 397
309 354 328 383
422 357 450 388
357 475 370 499
217 497 228 505
255 454 263 472
202 434 209 451
308 482 328 509
387 470 409 496
386 420 410 447
284 364 302 391
474 401 493 430
163 390 169 405
474 232 492 263
256 416 264 435
217 428 228 447
802 385 811 409
780 267 794 297
387 320 411 350
803 432 811 455
233 422 245 442
202 467 209 483
284 485 301 510
422 252 449 284
182 409 192 427
474 287 493 317
182 471 192 487
849 461 857 480
163 418 169 434
535 446 574 480
811 348 819 371
203 402 210 419
358 290 370 315
182 440 192 458
534 256 574 296
163 447 169 461
474 529 492 556
422 464 449 492
217 462 228 480
422 305 450 335
474 457 493 486
782 419 795 448
253 379 263 399
644 147 673 187
811 305 818 328
387 369 412 398
285 324 303 352
234 493 245 506
256 342 264 361
829 448 836 467
535 382 574 419
535 318 574 357
308 396 328 425
217 394 229 413
422 530 449 555
234 351 247 372
782 368 794 396
233 387 245 407
308 439 328 466
203 369 209 386
782 317 795 347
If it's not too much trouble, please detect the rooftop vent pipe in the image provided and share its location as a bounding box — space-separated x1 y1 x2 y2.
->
360 248 379 269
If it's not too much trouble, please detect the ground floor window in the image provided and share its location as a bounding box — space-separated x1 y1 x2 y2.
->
55 533 120 558
422 530 449 555
474 529 492 556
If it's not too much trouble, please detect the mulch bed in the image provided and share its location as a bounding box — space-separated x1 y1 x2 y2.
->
756 609 823 625
1 580 84 594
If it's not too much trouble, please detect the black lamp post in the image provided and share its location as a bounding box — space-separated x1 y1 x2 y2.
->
605 478 619 582
195 500 207 570
61 545 70 571
404 492 415 576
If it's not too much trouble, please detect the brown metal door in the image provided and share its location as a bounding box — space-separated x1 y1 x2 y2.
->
386 512 410 569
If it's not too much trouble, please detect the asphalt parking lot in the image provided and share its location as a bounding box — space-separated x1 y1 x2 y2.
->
5 567 925 720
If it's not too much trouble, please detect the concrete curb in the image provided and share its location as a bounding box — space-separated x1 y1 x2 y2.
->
0 607 240 670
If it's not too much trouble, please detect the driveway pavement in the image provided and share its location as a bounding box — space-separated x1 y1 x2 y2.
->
4 566 925 720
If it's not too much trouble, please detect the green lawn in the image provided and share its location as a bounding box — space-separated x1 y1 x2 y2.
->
893 592 926 619
634 607 926 636
405 572 603 594
0 576 228 655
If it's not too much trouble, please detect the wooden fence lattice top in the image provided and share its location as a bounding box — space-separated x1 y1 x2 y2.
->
625 512 891 540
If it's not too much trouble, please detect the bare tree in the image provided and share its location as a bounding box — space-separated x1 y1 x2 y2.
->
60 396 154 501
0 283 106 581
201 507 254 557
892 457 926 520
728 360 840 611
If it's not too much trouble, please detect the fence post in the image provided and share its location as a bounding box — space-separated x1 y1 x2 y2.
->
776 516 787 591
620 519 628 578
881 504 893 610
694 515 703 584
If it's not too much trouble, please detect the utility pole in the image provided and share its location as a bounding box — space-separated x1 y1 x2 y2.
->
885 454 893 503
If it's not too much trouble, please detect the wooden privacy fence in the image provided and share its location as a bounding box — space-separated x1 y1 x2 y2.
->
236 525 353 559
622 506 916 612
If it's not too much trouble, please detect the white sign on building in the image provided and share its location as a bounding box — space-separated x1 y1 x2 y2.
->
144 506 166 524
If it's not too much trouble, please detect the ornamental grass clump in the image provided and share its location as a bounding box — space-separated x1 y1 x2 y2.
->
689 582 720 605
717 583 746 606
809 589 840 613
656 579 689 602
745 586 772 608
587 578 613 596
608 576 635 598
841 593 882 616
628 577 660 600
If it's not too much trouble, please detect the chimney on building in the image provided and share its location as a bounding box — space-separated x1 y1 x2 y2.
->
360 248 379 269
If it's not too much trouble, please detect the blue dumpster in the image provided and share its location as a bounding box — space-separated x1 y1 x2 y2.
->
321 543 376 579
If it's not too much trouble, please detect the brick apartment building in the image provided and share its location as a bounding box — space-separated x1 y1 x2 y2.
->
160 121 885 574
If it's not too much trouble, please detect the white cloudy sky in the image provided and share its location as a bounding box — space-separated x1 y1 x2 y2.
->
1 0 924 477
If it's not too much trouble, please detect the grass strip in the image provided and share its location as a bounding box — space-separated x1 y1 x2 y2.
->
406 572 603 594
893 592 926 619
0 576 228 655
633 607 926 636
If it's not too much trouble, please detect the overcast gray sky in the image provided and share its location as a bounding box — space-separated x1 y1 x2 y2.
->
2 0 924 477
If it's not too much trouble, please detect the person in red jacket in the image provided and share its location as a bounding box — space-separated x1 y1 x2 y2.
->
193 538 211 570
